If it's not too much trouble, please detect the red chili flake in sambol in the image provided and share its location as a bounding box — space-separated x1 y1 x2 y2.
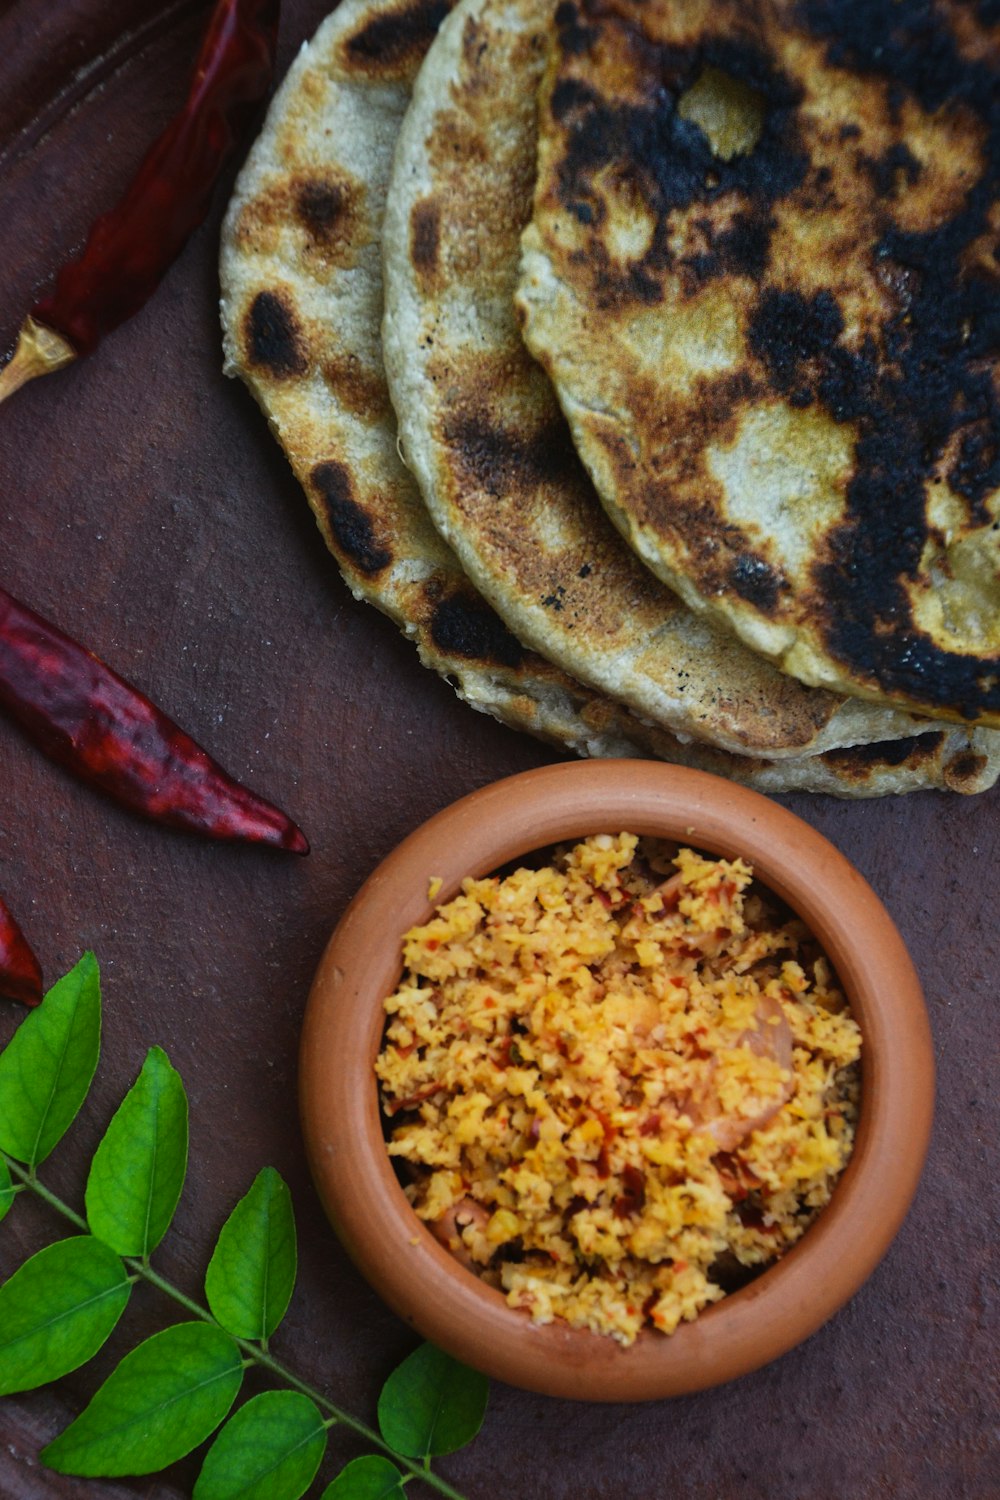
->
377 834 861 1344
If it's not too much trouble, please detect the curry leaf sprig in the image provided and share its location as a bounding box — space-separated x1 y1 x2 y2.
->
0 955 487 1498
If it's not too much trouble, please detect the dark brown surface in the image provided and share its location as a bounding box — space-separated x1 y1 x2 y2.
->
0 2 996 1496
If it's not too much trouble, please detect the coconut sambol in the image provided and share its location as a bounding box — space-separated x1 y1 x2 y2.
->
376 833 861 1344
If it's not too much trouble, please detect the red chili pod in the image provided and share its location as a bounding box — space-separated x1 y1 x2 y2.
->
0 585 308 853
0 0 280 404
0 894 43 1007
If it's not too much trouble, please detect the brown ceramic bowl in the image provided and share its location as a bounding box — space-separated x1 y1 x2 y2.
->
300 761 933 1401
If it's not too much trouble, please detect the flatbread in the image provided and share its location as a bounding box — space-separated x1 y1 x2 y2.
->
518 0 1000 726
219 0 658 764
218 0 1000 794
380 0 949 762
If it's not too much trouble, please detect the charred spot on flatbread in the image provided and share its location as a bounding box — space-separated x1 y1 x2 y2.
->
943 749 991 788
729 552 786 613
244 290 307 378
233 172 364 267
545 2 808 309
442 405 587 499
342 0 452 77
310 461 393 575
293 175 365 259
410 199 441 281
519 0 1000 725
821 732 946 776
429 589 526 668
321 352 390 418
815 728 993 791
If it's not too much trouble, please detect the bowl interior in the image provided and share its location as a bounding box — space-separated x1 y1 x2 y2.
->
299 761 933 1401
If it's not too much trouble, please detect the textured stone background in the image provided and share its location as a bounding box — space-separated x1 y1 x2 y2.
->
0 2 996 1496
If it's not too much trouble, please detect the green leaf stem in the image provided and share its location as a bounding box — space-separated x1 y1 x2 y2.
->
0 1155 13 1222
42 1321 243 1477
321 1455 408 1499
85 1046 188 1257
194 1390 327 1500
0 953 100 1166
0 1236 131 1395
205 1166 296 1342
378 1344 489 1460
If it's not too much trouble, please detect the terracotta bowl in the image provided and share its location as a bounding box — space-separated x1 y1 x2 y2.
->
299 761 933 1402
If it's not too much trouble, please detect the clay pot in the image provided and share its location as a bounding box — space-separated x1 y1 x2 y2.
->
299 761 933 1401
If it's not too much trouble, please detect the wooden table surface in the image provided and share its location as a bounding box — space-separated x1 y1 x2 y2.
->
0 3 997 1496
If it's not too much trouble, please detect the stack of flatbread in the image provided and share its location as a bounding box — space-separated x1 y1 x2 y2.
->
220 0 1000 796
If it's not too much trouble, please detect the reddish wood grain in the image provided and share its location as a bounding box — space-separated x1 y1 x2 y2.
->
0 3 996 1497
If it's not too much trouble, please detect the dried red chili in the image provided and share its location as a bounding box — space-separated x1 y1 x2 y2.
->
0 0 280 405
0 585 307 853
0 893 43 1008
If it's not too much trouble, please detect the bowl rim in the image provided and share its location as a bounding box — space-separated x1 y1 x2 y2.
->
299 760 934 1402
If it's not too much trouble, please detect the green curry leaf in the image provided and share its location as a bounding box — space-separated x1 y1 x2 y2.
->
0 956 485 1499
0 1236 131 1395
85 1046 188 1257
193 1390 327 1500
0 952 100 1166
0 1155 13 1223
42 1321 243 1476
377 1343 489 1459
205 1166 296 1342
321 1455 408 1499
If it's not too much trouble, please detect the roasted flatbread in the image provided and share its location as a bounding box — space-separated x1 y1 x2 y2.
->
379 0 954 763
518 0 1000 726
218 0 1000 794
219 0 661 765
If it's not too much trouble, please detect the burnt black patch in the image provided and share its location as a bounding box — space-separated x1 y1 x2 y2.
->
344 0 450 70
948 421 1000 518
684 212 774 283
865 142 923 198
551 0 1000 718
551 6 809 301
728 552 785 613
810 125 1000 715
311 462 392 576
554 1 598 57
945 750 989 785
443 409 590 499
822 732 944 774
715 213 772 277
410 199 441 277
550 76 597 122
739 2 1000 719
796 0 976 115
245 291 307 378
429 590 525 669
748 287 845 397
296 180 347 237
814 339 881 424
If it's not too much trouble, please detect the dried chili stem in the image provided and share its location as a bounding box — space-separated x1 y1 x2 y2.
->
0 319 77 405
